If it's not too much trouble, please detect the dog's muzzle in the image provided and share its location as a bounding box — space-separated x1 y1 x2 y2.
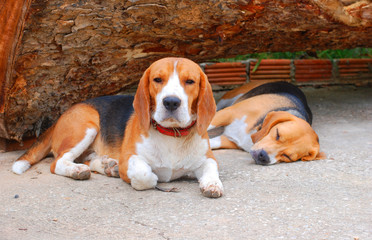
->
250 149 271 165
163 96 181 112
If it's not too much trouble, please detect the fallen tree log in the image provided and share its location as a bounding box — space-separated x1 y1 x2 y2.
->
1 0 371 141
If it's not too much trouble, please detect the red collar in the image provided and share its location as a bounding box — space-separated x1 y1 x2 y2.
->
151 119 196 137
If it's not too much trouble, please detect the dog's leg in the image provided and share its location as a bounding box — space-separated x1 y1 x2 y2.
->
210 135 239 150
208 108 234 131
126 155 158 190
50 128 97 180
88 154 120 177
194 158 223 198
12 125 55 175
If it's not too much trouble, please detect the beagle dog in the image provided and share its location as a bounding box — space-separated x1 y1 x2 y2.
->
12 57 223 198
208 81 325 165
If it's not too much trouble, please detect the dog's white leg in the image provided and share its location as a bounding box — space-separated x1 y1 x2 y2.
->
209 136 222 149
54 128 97 180
127 155 158 190
195 158 224 198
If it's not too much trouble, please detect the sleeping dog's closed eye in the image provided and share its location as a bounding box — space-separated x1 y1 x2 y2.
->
276 128 280 141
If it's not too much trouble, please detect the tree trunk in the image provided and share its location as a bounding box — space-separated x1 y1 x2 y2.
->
1 0 371 141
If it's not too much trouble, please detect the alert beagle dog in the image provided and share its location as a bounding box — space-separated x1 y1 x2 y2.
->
12 57 223 198
208 81 325 165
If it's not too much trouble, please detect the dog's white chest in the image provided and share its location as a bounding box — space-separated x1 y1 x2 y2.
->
136 128 209 182
224 115 253 151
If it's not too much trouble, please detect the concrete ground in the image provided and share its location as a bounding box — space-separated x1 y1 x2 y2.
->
1 86 371 240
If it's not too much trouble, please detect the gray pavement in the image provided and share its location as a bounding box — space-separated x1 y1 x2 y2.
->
1 86 372 240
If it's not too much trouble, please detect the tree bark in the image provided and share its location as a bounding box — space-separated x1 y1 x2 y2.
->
1 0 371 141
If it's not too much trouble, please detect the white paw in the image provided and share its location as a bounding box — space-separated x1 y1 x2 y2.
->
12 160 31 175
70 164 91 180
200 178 224 198
130 171 158 191
127 155 158 190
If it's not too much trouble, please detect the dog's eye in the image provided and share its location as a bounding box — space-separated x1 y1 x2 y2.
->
185 79 195 85
283 153 292 161
276 128 280 141
153 78 162 83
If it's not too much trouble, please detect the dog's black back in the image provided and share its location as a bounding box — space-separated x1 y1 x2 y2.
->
237 81 313 124
84 95 134 145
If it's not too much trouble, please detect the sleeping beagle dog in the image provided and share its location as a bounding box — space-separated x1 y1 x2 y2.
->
208 81 325 165
12 57 223 198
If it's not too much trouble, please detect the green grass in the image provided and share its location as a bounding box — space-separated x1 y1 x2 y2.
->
214 48 372 62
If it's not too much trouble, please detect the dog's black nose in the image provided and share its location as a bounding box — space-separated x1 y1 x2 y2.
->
163 97 181 112
250 149 270 165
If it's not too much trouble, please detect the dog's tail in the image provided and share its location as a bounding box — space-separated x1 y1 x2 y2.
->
207 126 225 138
12 125 55 175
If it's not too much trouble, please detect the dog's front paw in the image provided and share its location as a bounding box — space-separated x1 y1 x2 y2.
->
127 155 158 191
130 171 158 191
200 179 224 198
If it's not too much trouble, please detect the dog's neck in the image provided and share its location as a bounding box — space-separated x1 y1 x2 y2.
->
284 108 307 121
151 119 196 137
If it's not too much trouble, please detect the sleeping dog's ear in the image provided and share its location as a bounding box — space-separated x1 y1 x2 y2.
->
251 111 295 143
302 150 326 161
133 68 151 131
196 70 216 135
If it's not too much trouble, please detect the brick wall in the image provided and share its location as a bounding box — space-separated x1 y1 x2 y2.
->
201 59 372 86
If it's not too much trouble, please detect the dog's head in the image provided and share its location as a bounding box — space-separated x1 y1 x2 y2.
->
250 111 325 165
133 57 216 135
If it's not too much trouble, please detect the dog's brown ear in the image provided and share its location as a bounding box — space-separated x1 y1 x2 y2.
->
315 151 326 160
197 70 216 135
133 68 151 131
302 150 326 161
251 111 295 143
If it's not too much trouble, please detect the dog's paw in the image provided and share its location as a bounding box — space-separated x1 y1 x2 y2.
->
103 157 120 178
71 164 91 180
200 179 224 198
130 171 158 191
12 160 31 175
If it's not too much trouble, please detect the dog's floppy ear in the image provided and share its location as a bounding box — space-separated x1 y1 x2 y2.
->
133 68 151 131
251 111 295 143
197 70 216 135
302 150 326 161
315 151 326 160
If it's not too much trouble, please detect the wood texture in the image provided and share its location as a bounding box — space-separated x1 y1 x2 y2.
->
0 0 31 139
1 0 371 141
